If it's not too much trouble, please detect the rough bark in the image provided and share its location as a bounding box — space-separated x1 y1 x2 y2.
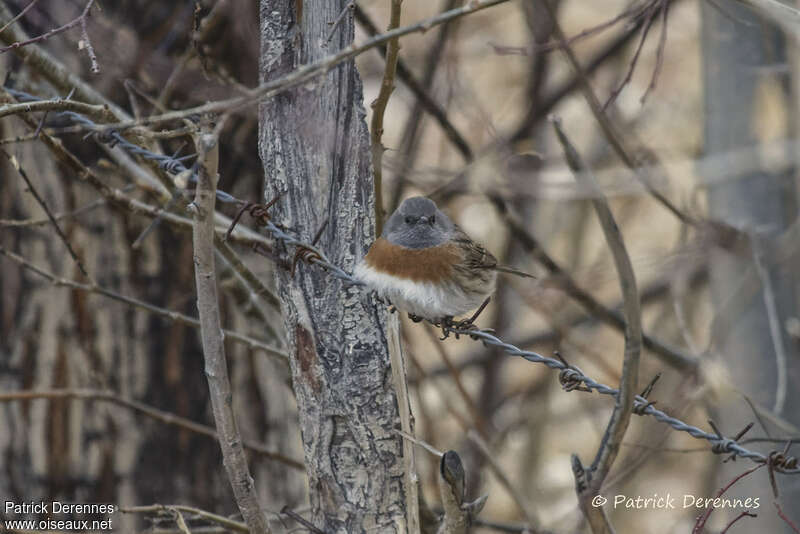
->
258 1 407 533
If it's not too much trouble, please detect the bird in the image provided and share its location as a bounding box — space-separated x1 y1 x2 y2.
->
354 196 534 325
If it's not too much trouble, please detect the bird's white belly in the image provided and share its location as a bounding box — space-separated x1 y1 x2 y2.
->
354 263 485 320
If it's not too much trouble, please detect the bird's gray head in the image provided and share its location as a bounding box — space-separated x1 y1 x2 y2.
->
382 196 454 249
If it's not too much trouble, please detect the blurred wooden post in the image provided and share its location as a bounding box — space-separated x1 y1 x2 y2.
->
701 1 800 526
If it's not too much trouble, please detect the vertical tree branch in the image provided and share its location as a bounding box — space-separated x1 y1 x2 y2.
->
370 0 403 234
192 131 270 534
388 313 421 534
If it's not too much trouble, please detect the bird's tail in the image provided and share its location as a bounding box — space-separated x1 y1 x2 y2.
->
494 265 536 279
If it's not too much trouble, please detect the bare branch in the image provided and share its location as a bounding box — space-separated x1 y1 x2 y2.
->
191 130 270 533
692 464 765 533
388 313 421 534
0 97 112 121
369 0 403 234
356 4 473 168
720 511 758 533
775 502 800 533
121 504 249 533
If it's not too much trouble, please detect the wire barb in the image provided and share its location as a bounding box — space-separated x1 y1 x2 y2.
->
555 351 592 393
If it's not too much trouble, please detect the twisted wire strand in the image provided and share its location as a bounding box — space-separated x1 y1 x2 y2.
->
7 89 798 474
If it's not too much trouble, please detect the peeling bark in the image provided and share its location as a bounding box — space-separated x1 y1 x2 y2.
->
258 1 408 533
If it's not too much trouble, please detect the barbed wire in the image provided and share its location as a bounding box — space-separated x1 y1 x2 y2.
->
6 89 798 475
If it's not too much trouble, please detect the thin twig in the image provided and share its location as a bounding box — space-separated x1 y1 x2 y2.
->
374 0 467 211
0 0 97 57
79 9 99 73
369 0 403 234
491 0 655 58
0 389 303 469
1 148 92 279
604 2 660 110
0 0 38 34
1 91 270 249
4 98 284 345
775 502 800 533
0 96 112 121
692 464 765 533
121 504 248 533
720 511 757 533
640 1 670 104
280 507 325 534
326 1 355 43
395 428 444 457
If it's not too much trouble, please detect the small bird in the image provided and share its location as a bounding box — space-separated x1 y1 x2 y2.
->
354 196 534 324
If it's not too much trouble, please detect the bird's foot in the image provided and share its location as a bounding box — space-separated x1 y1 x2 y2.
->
438 298 493 340
438 316 457 340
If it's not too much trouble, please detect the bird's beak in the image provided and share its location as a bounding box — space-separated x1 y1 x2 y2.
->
419 216 431 225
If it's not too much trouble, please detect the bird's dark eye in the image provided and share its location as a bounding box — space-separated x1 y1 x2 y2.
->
429 215 436 225
404 216 414 225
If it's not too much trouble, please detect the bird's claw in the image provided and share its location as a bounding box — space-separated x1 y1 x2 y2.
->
437 316 478 340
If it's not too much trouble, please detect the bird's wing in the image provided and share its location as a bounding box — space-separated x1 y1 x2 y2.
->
451 226 498 270
452 226 535 278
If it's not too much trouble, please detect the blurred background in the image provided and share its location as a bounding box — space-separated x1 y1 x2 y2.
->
1 0 799 532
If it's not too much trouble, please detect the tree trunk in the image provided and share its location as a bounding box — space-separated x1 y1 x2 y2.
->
701 1 800 527
258 2 408 532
